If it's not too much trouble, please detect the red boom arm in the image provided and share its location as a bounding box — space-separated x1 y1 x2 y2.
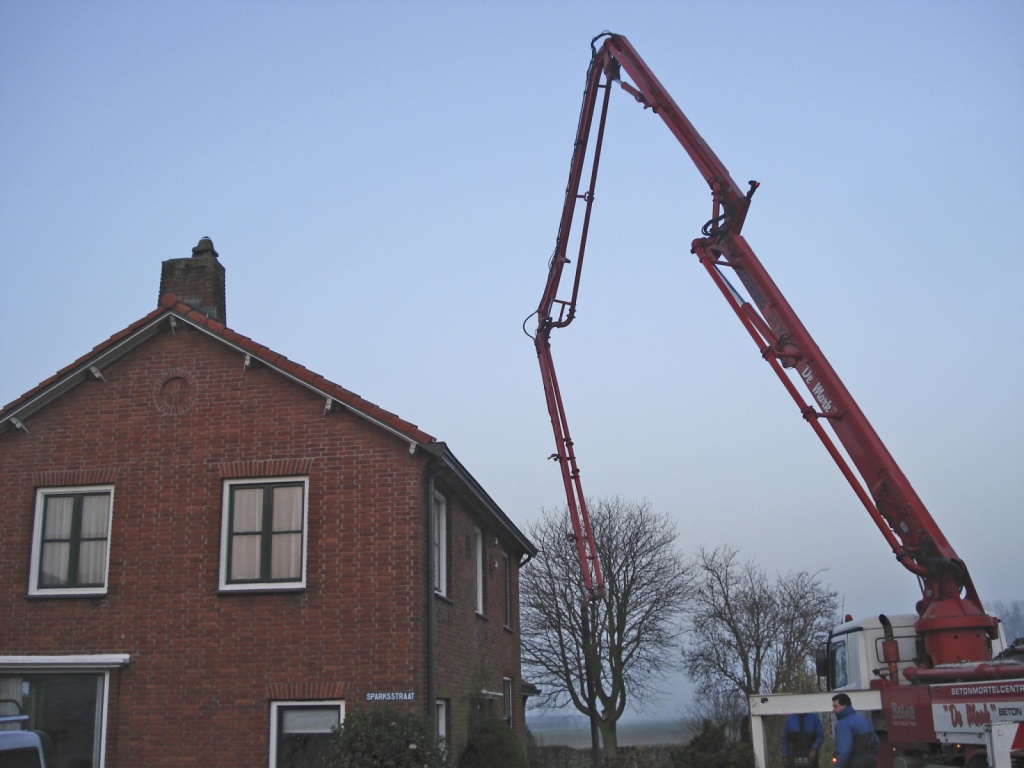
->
532 32 997 667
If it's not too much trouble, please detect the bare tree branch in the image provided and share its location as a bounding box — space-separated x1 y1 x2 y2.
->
681 545 838 717
520 497 694 758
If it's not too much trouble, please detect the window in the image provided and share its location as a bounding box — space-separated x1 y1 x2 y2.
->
29 486 113 596
432 492 447 596
501 552 511 628
435 699 448 754
503 678 513 724
0 662 122 768
220 478 308 591
269 701 343 768
831 639 848 689
474 527 485 614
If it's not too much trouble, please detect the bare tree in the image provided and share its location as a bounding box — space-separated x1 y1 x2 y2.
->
681 545 838 721
520 498 694 760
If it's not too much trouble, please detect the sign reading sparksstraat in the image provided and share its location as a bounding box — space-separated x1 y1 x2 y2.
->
365 691 417 702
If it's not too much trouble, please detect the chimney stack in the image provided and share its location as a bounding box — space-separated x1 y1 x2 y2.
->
159 237 227 324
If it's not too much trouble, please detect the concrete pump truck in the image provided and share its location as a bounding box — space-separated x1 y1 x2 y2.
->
530 32 1023 768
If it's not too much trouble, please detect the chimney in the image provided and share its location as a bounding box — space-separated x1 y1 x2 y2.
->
159 237 227 324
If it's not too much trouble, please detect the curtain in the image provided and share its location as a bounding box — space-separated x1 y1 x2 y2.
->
77 493 110 584
40 496 74 585
271 486 302 580
231 487 264 580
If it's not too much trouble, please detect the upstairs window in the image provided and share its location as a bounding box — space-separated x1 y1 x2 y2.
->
475 527 485 615
432 492 448 596
220 478 307 591
502 552 511 628
30 486 113 596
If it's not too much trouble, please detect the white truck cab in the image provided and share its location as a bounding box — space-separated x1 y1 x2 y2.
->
817 613 1007 690
819 613 921 689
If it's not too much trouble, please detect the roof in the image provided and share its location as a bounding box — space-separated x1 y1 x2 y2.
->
0 293 536 556
1 293 434 443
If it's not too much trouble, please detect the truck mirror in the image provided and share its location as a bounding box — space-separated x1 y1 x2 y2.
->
815 643 829 677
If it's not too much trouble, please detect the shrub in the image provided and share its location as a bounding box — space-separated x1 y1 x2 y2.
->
458 717 528 768
325 705 445 768
669 720 753 768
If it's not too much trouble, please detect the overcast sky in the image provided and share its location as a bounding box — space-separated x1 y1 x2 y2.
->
3 1 1022 718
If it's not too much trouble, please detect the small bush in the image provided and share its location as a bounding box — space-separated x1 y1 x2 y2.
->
458 717 528 768
325 705 445 768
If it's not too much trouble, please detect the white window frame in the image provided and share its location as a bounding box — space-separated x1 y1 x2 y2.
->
474 527 485 615
434 696 446 757
219 477 309 592
432 491 447 596
503 677 513 723
436 698 448 748
269 699 344 768
29 485 115 597
501 551 511 628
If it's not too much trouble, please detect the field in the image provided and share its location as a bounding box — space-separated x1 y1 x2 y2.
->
527 715 696 749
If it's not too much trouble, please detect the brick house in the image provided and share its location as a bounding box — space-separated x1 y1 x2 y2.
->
0 238 537 768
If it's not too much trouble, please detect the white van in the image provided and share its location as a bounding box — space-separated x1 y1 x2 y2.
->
0 712 51 768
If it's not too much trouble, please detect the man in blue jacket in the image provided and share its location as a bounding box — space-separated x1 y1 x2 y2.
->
781 711 824 766
831 693 879 768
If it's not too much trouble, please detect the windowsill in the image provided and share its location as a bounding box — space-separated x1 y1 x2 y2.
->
475 612 488 621
217 585 306 595
26 590 107 600
434 592 453 605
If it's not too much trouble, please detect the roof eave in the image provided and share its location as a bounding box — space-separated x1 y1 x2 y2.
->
423 442 537 558
1 305 433 450
0 313 170 435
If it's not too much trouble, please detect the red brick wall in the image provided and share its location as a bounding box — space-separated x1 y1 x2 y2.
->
432 482 526 752
0 322 524 766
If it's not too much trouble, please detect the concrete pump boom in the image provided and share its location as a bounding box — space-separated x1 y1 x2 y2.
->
532 32 998 669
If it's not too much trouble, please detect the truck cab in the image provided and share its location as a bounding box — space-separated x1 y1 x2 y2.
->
819 614 921 690
818 614 1008 691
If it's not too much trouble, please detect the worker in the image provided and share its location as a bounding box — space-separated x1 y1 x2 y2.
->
781 711 824 767
831 693 879 768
